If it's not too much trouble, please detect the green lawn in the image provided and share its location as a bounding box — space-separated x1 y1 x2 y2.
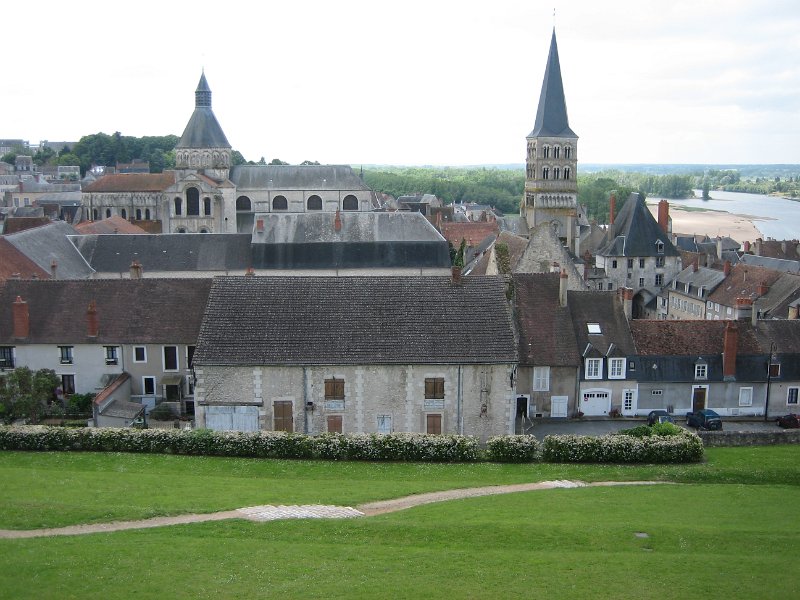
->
0 447 798 599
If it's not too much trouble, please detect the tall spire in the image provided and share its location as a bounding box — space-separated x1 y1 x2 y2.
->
176 71 231 150
528 29 576 138
195 70 212 108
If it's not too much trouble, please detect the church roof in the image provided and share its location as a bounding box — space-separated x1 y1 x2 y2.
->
528 29 577 139
598 193 680 258
176 72 231 150
230 165 371 191
82 172 177 193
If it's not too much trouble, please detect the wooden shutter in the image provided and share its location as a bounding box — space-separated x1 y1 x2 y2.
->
273 401 293 432
426 413 442 435
327 415 343 434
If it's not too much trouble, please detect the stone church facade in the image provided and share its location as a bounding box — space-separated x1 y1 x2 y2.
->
82 73 375 234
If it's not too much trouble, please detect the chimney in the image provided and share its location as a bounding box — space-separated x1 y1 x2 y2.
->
789 302 799 320
657 200 670 234
13 296 29 339
754 238 762 256
716 237 723 260
735 297 753 322
583 250 592 281
334 210 342 232
130 260 143 280
256 218 264 233
559 269 568 308
622 287 633 321
86 301 98 338
451 265 462 285
693 258 699 273
757 281 769 297
723 260 731 276
722 320 738 380
743 240 751 253
50 259 58 279
245 266 255 277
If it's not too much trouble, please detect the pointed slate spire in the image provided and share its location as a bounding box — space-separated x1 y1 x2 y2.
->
195 70 212 108
528 29 576 138
176 71 231 149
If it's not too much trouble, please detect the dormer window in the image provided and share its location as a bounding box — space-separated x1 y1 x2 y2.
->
695 361 708 380
656 240 665 254
587 323 601 334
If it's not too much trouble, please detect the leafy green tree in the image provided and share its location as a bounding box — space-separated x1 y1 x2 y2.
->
702 179 710 200
231 150 248 166
0 367 60 424
269 158 289 165
300 160 320 165
57 153 80 166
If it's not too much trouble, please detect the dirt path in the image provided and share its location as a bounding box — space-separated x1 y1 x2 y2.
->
0 480 670 539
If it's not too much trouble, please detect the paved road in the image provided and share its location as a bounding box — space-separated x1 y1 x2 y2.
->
529 418 780 438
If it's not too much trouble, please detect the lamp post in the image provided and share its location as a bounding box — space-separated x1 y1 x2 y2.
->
764 342 777 422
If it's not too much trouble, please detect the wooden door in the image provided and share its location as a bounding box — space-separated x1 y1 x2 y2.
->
692 387 707 412
273 401 293 432
327 415 343 434
426 413 442 435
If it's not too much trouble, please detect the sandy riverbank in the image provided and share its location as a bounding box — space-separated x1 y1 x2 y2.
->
647 203 762 243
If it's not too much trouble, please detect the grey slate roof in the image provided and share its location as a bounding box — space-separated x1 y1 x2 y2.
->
740 254 800 274
101 398 145 419
194 276 517 366
528 29 577 139
69 233 252 273
0 278 212 344
4 221 94 279
672 265 726 296
568 292 636 356
598 193 680 258
230 165 371 191
175 73 231 149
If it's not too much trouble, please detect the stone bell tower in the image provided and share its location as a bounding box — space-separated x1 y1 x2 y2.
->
523 29 579 249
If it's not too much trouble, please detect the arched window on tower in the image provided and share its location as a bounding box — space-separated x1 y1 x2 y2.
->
342 195 359 211
186 187 200 216
564 146 572 159
554 146 560 159
272 195 288 210
203 197 211 216
554 167 560 180
564 167 571 180
543 146 550 159
307 195 322 210
174 197 182 216
542 167 550 180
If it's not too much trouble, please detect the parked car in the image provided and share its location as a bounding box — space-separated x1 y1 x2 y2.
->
647 410 674 425
686 409 722 430
776 414 800 429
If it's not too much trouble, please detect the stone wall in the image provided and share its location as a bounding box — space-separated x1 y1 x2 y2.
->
698 429 800 446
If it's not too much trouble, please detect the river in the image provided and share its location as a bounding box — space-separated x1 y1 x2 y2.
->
650 190 800 241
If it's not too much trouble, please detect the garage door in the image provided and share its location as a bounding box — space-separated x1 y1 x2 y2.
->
205 405 259 432
581 390 611 416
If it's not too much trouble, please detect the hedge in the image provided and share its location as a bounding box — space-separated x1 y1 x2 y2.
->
541 431 704 463
486 435 541 463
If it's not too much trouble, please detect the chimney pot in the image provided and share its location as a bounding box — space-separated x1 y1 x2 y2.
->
559 269 568 308
451 265 462 285
13 296 30 339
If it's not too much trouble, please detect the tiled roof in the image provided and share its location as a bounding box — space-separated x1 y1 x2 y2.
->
0 278 212 344
569 291 635 355
82 172 177 193
753 320 800 353
707 263 783 307
2 217 51 234
599 194 680 258
230 165 371 191
74 216 149 235
94 373 131 406
630 320 762 356
195 276 517 366
513 273 579 367
5 221 94 279
440 222 499 248
0 238 50 281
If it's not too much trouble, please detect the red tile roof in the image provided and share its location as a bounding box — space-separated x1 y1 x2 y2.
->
0 238 50 281
2 217 51 235
630 320 762 355
82 172 176 193
441 222 499 248
74 216 149 235
707 263 783 307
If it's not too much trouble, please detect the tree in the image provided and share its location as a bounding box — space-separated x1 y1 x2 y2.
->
300 160 320 165
57 153 81 167
0 367 59 424
269 158 289 165
702 179 710 201
231 150 248 166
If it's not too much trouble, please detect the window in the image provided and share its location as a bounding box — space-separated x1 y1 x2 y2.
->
325 378 345 400
121 208 127 219
377 415 392 434
585 358 602 379
307 195 322 211
0 346 14 369
553 146 560 159
163 346 178 371
564 146 571 159
135 208 142 220
607 282 614 290
143 376 156 396
726 307 733 316
145 209 151 220
542 167 550 180
656 241 665 254
623 390 634 411
272 195 288 210
553 167 560 180
187 346 195 369
714 303 720 311
59 346 73 364
532 367 550 391
342 195 359 211
61 374 75 395
203 197 211 216
769 363 781 378
611 260 618 269
105 346 118 365
425 377 445 399
564 167 571 179
788 388 799 405
587 323 601 334
426 413 442 434
651 389 663 396
656 256 665 268
186 187 200 216
639 258 645 268
134 346 147 363
628 360 636 372
695 363 707 379
609 358 625 379
174 197 182 216
236 196 251 211
627 259 634 269
655 274 664 286
105 208 111 218
738 387 753 407
543 146 550 158
639 277 645 288
92 208 99 220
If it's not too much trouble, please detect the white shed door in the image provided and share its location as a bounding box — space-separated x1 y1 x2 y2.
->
550 396 568 418
206 405 259 432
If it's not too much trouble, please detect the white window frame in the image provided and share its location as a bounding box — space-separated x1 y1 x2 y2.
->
585 358 602 380
788 387 799 406
532 366 550 391
695 363 707 380
142 376 156 396
133 346 147 363
738 387 753 407
104 346 119 365
609 357 625 379
59 345 74 364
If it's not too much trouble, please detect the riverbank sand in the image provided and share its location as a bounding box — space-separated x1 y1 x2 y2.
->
647 203 762 243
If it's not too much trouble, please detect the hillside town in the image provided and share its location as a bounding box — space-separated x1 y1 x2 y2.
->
1 31 799 437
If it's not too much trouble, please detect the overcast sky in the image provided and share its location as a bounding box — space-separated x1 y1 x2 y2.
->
4 0 798 166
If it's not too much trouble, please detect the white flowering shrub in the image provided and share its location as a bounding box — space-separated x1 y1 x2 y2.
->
486 435 541 463
542 431 704 463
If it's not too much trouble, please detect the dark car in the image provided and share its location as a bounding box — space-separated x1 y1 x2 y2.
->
686 409 722 430
776 414 800 429
647 410 674 425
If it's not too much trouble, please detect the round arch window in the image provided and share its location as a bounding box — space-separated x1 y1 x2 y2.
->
186 187 200 215
236 196 252 211
307 195 322 211
342 195 358 211
272 195 288 211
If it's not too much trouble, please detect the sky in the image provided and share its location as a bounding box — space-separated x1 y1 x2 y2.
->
4 0 799 166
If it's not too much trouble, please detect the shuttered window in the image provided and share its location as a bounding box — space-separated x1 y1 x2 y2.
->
425 378 445 399
324 378 344 400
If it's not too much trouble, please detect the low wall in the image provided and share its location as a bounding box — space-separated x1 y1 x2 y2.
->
698 429 800 447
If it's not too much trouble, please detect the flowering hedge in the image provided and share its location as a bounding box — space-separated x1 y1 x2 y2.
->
486 435 541 463
0 426 478 463
541 431 704 464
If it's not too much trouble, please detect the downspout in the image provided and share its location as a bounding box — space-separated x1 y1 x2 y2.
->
303 366 309 434
457 365 463 435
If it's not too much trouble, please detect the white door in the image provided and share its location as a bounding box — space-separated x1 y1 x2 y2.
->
622 389 637 416
206 405 259 432
550 396 568 418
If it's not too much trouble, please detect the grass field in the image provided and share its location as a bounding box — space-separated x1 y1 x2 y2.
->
1 447 799 599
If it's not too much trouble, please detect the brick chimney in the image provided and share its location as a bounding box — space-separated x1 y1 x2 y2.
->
256 218 264 233
723 260 731 276
657 200 670 234
789 302 799 320
13 296 29 339
757 281 769 297
245 266 255 277
130 260 143 280
559 269 568 308
693 258 699 272
722 320 738 381
87 300 98 338
743 240 751 253
451 265 462 285
50 259 58 279
754 238 762 256
334 210 342 232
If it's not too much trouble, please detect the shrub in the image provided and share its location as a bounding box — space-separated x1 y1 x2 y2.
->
486 435 540 462
541 431 703 463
